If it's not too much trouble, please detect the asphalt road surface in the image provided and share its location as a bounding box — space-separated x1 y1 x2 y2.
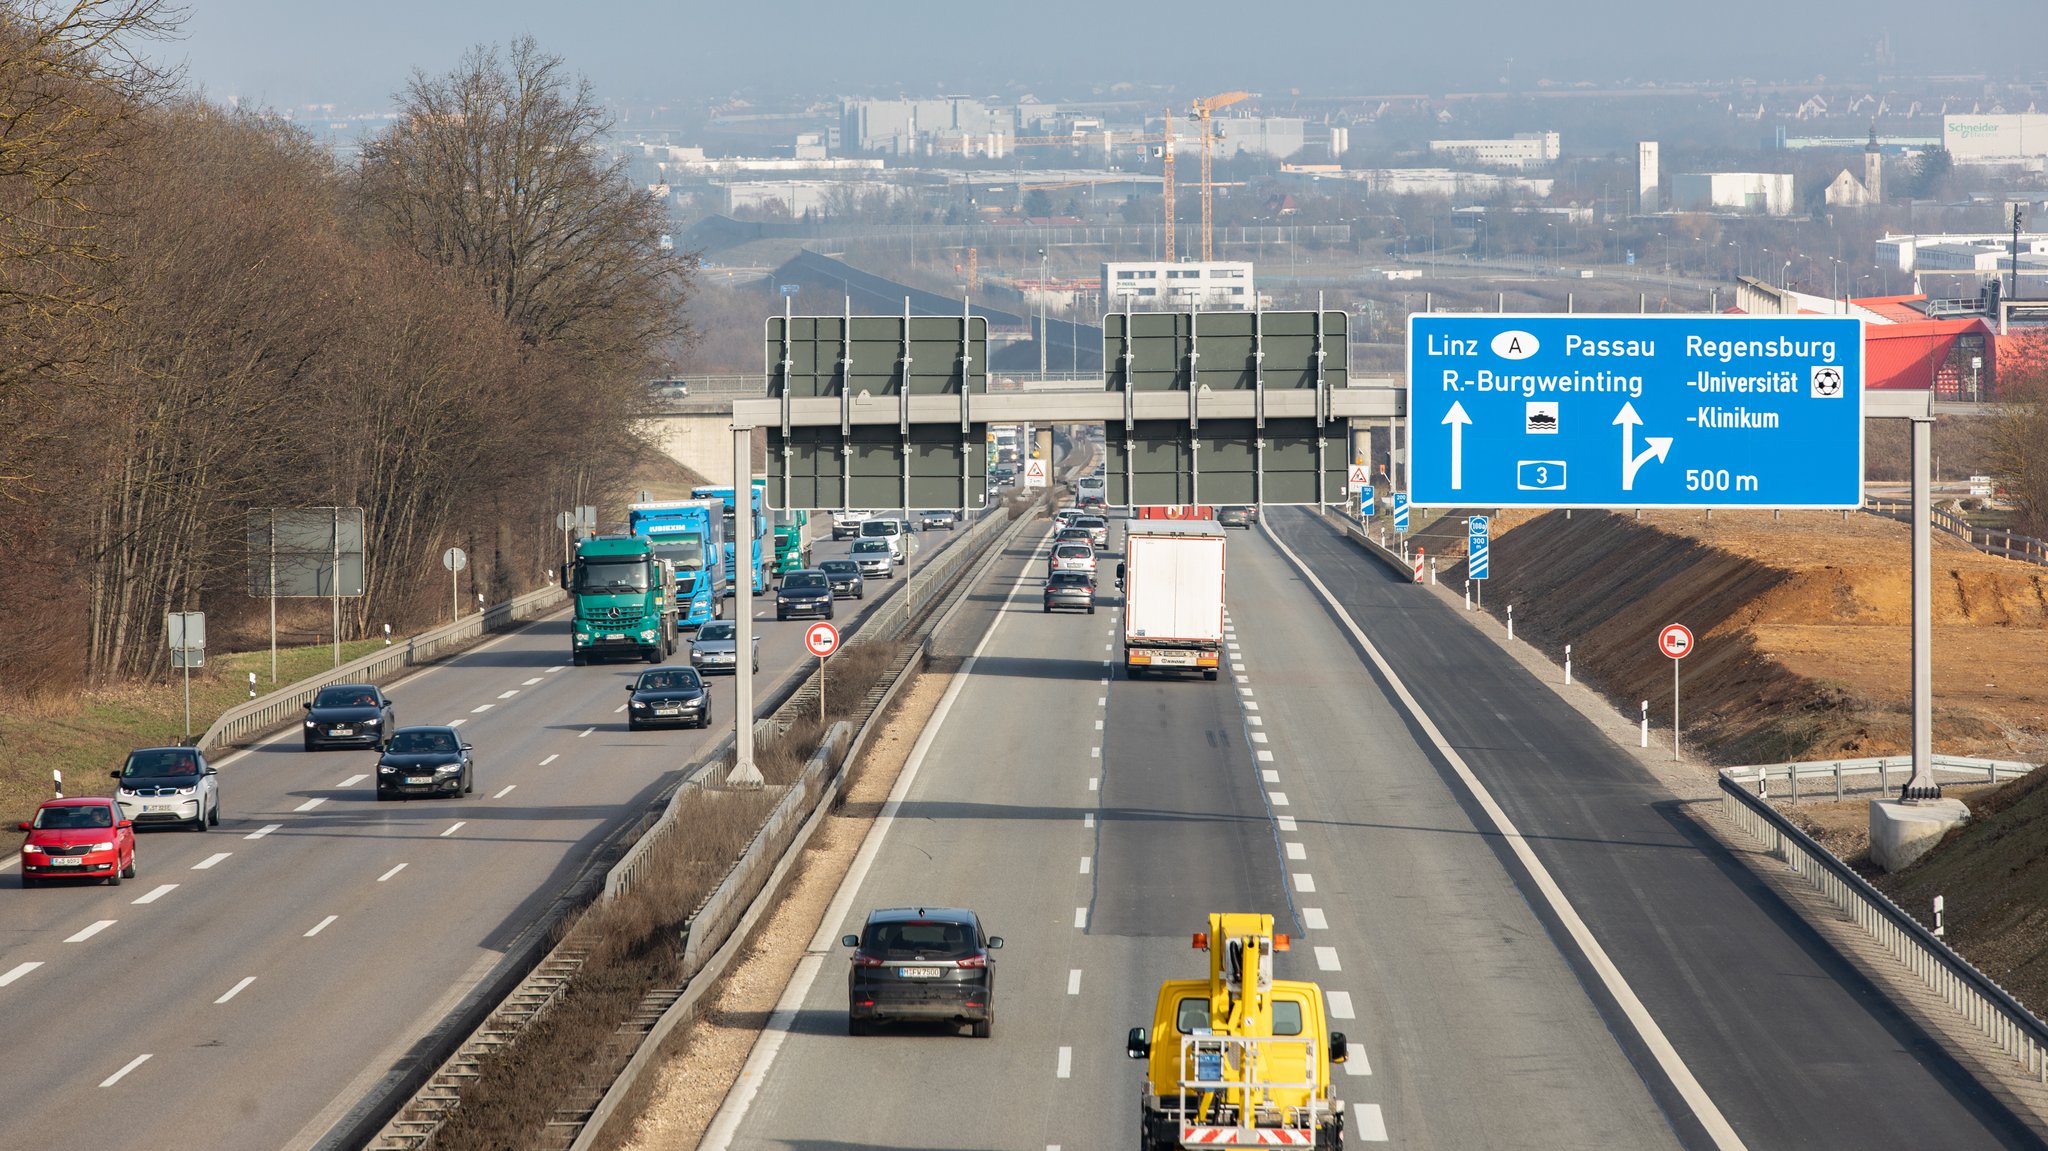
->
0 514 978 1151
698 509 2040 1151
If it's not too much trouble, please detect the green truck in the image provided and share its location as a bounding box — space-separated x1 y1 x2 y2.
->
562 534 678 665
772 508 810 576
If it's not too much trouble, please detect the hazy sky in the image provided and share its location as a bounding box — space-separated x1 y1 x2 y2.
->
166 1 2033 113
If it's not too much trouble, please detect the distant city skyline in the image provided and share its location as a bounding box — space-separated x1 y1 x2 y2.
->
165 1 2038 117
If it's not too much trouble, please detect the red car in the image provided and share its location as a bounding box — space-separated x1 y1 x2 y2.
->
17 796 136 887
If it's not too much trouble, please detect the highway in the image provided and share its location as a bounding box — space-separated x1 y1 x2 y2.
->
699 508 2041 1150
0 518 974 1151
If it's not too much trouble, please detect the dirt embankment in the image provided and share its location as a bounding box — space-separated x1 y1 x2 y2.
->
1459 509 2048 766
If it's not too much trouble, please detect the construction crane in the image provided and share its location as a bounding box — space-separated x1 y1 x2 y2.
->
1192 91 1251 262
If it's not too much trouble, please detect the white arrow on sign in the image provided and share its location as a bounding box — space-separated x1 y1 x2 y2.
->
1614 402 1673 492
1442 401 1472 491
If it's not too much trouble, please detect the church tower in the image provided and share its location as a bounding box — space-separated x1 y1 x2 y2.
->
1864 125 1883 204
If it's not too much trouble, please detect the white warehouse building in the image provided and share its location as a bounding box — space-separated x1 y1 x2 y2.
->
1104 261 1255 310
1942 114 2048 168
1427 132 1561 170
1670 172 1796 217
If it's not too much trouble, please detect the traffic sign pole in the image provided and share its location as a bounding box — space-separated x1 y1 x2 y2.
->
804 622 841 723
1658 623 1695 761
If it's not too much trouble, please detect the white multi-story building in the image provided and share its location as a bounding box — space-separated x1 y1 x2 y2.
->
1669 172 1796 216
1427 132 1561 170
1876 232 2048 272
1943 114 2048 168
1103 261 1255 310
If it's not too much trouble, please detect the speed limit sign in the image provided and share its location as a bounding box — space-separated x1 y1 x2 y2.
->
804 622 841 658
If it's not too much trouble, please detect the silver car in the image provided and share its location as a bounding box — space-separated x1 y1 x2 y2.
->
851 537 896 579
111 746 220 831
689 620 760 675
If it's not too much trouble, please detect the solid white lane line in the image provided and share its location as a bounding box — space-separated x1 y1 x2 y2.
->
1277 815 1298 832
1257 750 1276 762
378 864 407 882
1075 907 1089 929
1264 770 1282 784
1302 907 1328 930
1292 872 1315 892
579 727 595 738
1285 842 1306 859
215 976 255 1004
1069 969 1083 995
67 920 116 943
493 785 516 799
440 822 466 838
245 823 282 840
1270 792 1290 807
1352 1102 1388 1140
1056 1046 1072 1078
294 798 324 813
304 915 337 937
192 852 231 870
1089 778 1099 791
522 677 543 686
1327 990 1355 1019
0 961 43 986
449 719 466 728
131 884 178 904
497 689 519 699
699 548 1049 1151
1084 813 1095 829
1265 521 1748 1151
1315 946 1342 971
540 753 559 766
470 703 493 713
340 774 367 787
1079 856 1092 874
99 1053 150 1087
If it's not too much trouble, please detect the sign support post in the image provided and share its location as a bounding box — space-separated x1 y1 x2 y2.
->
1658 623 1694 762
1903 415 1939 800
728 424 764 789
805 623 841 723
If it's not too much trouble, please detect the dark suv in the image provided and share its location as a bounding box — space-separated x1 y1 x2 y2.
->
843 907 1002 1037
304 683 396 751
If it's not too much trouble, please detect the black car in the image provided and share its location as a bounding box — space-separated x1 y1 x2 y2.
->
625 666 712 730
304 683 396 751
843 907 1001 1037
819 559 865 600
775 569 835 621
374 726 473 800
1043 571 1096 614
1218 505 1257 529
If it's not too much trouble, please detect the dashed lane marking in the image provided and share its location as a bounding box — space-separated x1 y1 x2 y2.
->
493 785 516 799
1352 1102 1388 1140
579 727 595 738
1346 1048 1373 1076
1315 946 1342 972
99 1053 150 1087
215 976 255 1004
1092 747 1101 758
131 884 177 904
1277 816 1298 832
340 774 367 787
440 822 466 838
1285 842 1306 859
540 754 559 766
522 677 543 686
245 824 281 840
193 853 231 870
497 690 519 700
545 665 565 673
1264 770 1282 784
1084 813 1095 829
1327 990 1355 1019
1080 857 1091 874
1302 907 1327 930
1257 750 1276 762
449 719 467 728
1270 792 1290 807
378 864 407 882
1245 701 1259 711
294 798 324 813
304 915 337 937
1056 1046 1072 1078
1089 778 1099 791
1251 732 1269 743
0 961 43 986
1292 872 1315 892
67 920 115 943
470 704 493 713
1069 969 1082 995
1075 907 1089 929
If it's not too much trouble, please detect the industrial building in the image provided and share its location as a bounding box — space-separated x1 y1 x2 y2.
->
1942 113 2048 168
1103 261 1255 310
1877 231 2048 272
1669 172 1796 216
1427 132 1561 170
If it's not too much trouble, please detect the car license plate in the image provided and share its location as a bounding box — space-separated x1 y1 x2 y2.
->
330 726 353 736
605 632 625 640
144 804 169 813
51 857 83 866
655 707 680 716
1153 652 1194 665
406 775 432 785
899 967 943 979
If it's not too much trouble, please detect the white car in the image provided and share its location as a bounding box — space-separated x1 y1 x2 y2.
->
831 510 873 541
859 517 914 562
110 746 221 831
1048 541 1097 575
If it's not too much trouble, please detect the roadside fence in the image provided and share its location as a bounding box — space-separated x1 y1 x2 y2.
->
1863 497 2048 568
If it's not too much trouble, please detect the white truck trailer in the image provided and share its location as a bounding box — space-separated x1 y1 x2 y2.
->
1120 524 1226 680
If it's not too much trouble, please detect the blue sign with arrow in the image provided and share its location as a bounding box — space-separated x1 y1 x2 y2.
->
1468 515 1490 580
1392 492 1409 534
1358 485 1375 518
1408 315 1864 508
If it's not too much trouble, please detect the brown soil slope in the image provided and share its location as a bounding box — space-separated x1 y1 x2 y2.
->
1462 509 2048 765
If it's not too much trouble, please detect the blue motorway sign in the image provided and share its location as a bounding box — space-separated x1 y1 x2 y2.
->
1408 315 1864 508
1392 492 1410 533
1358 485 1375 518
1468 515 1490 580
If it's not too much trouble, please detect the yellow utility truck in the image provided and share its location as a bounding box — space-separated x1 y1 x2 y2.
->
1125 912 1349 1149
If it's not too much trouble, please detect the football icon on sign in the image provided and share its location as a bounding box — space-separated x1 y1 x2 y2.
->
1811 365 1845 398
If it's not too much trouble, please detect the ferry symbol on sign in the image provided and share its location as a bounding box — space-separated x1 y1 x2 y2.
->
1526 402 1560 434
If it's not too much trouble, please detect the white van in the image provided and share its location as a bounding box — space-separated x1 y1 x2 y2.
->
858 517 914 562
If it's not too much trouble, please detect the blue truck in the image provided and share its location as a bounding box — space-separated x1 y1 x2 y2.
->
626 498 726 630
690 480 769 595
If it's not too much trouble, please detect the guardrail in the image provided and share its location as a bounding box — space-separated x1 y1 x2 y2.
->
1718 771 2048 1083
1726 754 2038 803
195 584 567 756
1862 497 2048 568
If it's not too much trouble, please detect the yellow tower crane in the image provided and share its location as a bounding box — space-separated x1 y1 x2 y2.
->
1191 91 1251 262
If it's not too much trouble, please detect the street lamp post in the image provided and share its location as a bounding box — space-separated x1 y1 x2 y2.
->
1037 246 1047 380
1781 259 1793 292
